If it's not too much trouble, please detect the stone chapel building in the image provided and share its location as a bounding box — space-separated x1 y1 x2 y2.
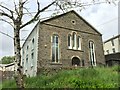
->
21 10 105 77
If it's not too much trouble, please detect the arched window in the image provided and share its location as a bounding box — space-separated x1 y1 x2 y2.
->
77 36 81 50
52 34 59 63
68 34 72 49
89 41 96 66
73 32 77 49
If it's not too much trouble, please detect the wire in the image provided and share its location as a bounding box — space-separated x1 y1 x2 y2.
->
97 17 118 27
0 30 14 39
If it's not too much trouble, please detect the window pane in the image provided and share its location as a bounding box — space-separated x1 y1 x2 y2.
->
77 37 80 48
112 48 115 53
52 44 55 62
111 40 114 46
56 45 58 62
73 33 75 47
31 53 34 59
52 34 59 63
68 35 70 47
32 38 34 44
56 36 58 43
52 36 55 43
89 41 96 66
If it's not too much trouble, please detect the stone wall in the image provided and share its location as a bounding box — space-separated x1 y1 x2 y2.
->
37 11 105 73
0 70 14 82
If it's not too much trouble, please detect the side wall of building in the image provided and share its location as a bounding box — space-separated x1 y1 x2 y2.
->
21 23 39 77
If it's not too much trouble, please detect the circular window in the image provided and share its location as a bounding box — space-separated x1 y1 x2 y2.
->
71 20 76 24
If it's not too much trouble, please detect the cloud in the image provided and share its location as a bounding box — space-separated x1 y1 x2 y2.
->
79 3 118 41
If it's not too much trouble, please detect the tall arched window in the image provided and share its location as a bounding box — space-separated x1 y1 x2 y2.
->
68 34 72 49
73 32 77 49
52 34 59 63
77 36 81 50
89 41 96 66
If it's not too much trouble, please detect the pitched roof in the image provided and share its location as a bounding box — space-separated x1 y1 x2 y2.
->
104 34 120 43
22 10 102 48
40 10 102 35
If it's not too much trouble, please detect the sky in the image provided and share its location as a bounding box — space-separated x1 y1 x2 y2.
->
0 0 119 59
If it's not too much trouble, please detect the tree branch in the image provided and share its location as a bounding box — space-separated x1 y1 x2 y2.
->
0 18 14 27
0 4 14 13
14 0 19 16
0 12 14 20
23 7 33 17
20 1 56 29
0 4 14 18
37 0 40 11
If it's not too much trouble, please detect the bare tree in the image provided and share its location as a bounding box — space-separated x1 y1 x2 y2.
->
0 0 118 89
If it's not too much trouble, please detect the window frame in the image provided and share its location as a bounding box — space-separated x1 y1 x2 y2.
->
52 34 60 63
111 40 114 46
89 41 96 66
68 34 72 49
73 32 77 49
112 48 116 53
77 36 82 50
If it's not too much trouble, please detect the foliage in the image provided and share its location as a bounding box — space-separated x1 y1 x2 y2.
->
0 56 14 64
2 66 119 89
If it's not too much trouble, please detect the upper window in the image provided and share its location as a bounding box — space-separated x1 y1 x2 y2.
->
52 34 59 63
77 36 81 50
119 38 120 45
32 38 34 44
31 52 34 59
71 20 76 24
89 41 96 66
73 32 77 49
27 46 29 50
111 40 114 46
68 32 82 50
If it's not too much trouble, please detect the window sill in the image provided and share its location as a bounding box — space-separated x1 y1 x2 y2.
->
67 48 84 52
50 62 62 65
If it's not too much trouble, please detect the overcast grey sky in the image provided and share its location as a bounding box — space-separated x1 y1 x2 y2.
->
0 0 119 59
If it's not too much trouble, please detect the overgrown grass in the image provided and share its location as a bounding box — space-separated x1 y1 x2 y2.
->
2 66 120 88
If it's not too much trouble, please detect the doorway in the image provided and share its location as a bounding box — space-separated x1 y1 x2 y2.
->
72 57 80 66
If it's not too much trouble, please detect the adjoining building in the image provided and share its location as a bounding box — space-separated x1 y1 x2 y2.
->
21 10 105 77
0 63 15 81
104 34 120 66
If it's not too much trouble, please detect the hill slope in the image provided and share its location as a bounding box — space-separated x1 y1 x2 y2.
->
2 66 119 88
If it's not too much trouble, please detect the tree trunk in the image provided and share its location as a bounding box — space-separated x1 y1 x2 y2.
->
14 24 24 89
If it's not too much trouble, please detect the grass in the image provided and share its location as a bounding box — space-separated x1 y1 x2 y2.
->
2 66 120 88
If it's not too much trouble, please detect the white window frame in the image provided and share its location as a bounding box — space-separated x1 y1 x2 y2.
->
68 34 72 49
31 52 34 67
73 32 77 50
78 36 82 50
52 34 60 63
89 41 96 66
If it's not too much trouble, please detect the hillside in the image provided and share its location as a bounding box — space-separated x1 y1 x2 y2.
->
2 66 120 88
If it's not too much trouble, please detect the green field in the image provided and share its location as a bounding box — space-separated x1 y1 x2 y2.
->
2 66 120 88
